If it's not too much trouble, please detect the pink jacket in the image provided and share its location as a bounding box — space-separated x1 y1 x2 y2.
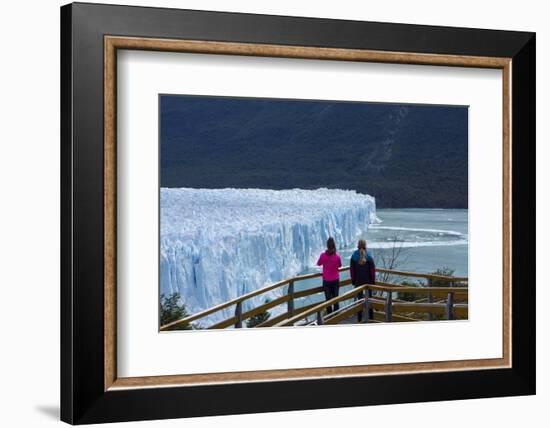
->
316 251 342 281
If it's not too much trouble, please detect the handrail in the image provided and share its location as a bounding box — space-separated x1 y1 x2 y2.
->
369 281 468 294
274 283 466 327
375 268 468 282
274 285 369 327
160 277 290 329
160 266 468 330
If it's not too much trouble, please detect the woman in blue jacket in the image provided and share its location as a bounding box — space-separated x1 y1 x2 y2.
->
350 239 376 322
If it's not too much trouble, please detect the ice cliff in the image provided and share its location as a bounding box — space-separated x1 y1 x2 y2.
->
160 188 376 324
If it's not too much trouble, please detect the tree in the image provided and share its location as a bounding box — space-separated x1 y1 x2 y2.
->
246 298 271 328
430 267 455 286
246 311 271 328
397 267 464 320
160 292 193 330
375 233 409 286
397 279 420 302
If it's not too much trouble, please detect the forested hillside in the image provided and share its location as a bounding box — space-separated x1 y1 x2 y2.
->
160 96 467 208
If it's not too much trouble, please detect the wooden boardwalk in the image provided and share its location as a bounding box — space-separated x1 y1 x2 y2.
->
160 267 468 331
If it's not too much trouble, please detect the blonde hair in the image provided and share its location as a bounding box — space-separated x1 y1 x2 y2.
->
357 239 367 265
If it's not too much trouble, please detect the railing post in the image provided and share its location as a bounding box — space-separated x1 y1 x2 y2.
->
427 278 433 321
235 301 243 328
385 291 393 322
367 288 374 320
446 292 454 320
317 311 324 325
287 281 294 317
363 290 370 324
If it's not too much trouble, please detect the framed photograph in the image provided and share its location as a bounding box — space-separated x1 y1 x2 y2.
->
60 2 535 424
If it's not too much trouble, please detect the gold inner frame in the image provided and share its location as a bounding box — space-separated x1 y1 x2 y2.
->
104 35 512 391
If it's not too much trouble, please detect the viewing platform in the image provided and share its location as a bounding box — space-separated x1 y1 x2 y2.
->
160 267 468 331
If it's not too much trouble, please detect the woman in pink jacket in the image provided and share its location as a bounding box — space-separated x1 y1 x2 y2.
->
316 237 342 314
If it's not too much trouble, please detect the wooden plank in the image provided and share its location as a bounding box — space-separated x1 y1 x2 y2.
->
324 302 363 324
209 295 290 329
326 307 420 324
454 304 468 318
255 302 320 327
366 299 386 312
240 295 289 321
392 302 447 315
373 311 420 322
392 304 468 318
293 280 353 300
393 302 447 310
274 285 369 326
300 297 451 321
293 286 324 299
323 302 424 325
428 290 469 300
370 282 468 294
376 268 468 282
208 316 237 330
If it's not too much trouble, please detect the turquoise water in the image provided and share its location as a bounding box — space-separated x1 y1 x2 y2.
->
367 208 468 277
293 208 468 308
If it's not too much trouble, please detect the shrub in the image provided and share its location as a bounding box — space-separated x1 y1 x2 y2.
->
246 298 271 328
160 292 193 330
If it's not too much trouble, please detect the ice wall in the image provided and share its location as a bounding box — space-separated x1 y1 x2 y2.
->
160 188 376 324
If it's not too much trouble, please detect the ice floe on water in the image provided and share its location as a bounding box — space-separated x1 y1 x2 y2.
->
366 225 468 249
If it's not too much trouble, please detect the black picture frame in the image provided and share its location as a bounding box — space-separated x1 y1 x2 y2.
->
61 2 535 424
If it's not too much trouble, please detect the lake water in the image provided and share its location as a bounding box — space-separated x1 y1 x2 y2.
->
366 208 468 277
293 208 468 308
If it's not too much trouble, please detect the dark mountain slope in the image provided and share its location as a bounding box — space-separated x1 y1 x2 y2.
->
160 96 467 208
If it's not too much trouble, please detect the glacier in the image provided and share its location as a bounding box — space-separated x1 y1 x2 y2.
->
160 188 377 325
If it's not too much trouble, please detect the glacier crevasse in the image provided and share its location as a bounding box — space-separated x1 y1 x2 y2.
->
160 188 376 324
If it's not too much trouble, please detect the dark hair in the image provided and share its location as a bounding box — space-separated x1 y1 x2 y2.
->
326 237 336 255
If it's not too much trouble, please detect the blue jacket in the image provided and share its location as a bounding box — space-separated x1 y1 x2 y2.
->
350 250 376 286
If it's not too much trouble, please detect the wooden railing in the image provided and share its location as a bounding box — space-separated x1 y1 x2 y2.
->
160 267 468 331
274 283 468 327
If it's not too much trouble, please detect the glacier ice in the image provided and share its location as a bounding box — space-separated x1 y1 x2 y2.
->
160 188 377 325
